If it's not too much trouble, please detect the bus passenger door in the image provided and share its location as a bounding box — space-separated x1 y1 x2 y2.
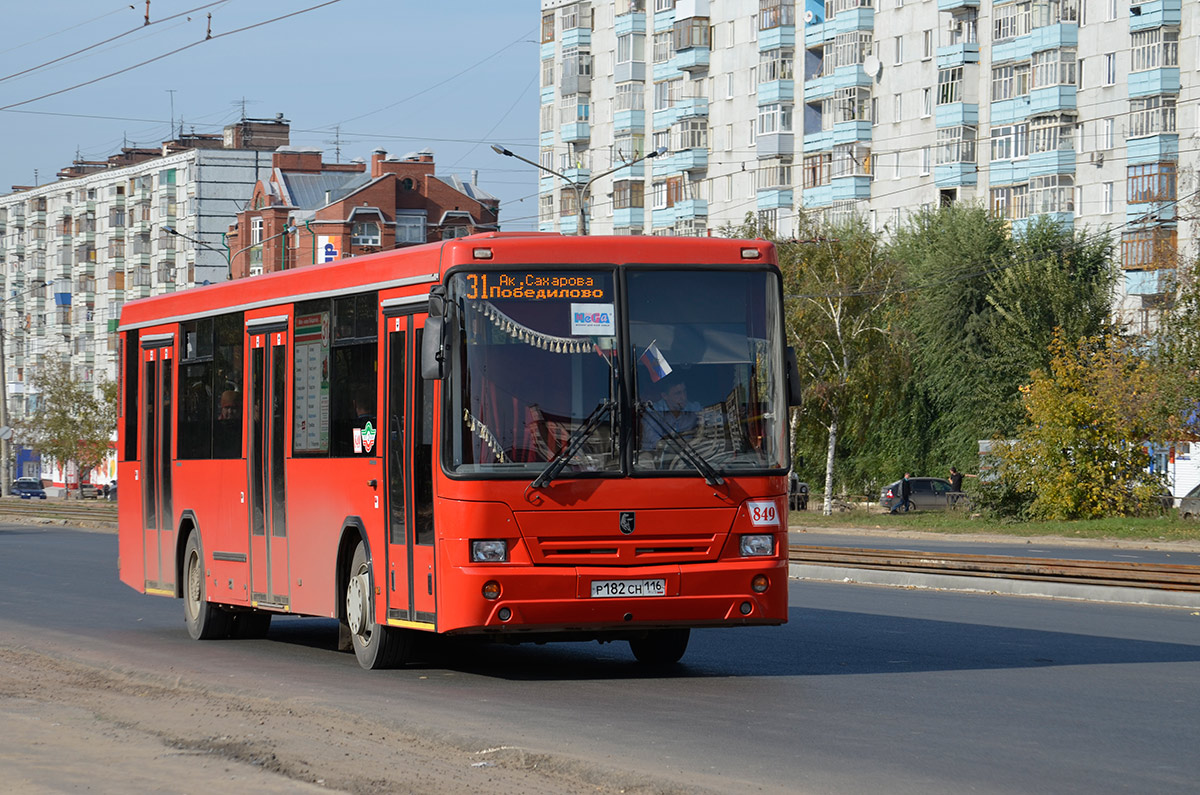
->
140 339 175 594
248 328 290 609
384 313 436 626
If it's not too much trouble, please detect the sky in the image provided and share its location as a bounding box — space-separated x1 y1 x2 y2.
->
0 0 542 229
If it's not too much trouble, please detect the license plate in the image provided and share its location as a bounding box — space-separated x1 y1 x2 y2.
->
590 578 666 598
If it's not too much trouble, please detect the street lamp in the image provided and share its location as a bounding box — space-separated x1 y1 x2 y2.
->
490 143 667 235
163 225 232 280
227 225 297 277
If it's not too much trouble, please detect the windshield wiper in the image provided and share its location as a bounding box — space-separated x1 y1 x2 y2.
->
638 402 724 486
530 399 615 489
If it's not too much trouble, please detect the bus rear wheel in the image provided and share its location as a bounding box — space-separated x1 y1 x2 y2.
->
183 533 230 640
629 628 690 665
345 540 410 669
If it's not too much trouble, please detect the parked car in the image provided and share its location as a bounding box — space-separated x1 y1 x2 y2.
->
78 483 100 499
880 477 962 512
1178 482 1200 519
12 477 47 500
789 473 809 511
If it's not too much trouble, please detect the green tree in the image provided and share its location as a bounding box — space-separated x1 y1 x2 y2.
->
995 331 1187 519
20 363 118 496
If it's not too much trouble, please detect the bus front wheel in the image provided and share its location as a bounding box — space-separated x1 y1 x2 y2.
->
345 540 410 669
629 628 690 665
183 533 231 640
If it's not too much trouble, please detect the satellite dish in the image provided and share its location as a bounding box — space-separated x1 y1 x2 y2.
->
864 55 882 78
804 9 815 23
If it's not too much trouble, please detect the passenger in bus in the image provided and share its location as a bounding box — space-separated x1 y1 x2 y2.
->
643 375 703 449
214 390 242 457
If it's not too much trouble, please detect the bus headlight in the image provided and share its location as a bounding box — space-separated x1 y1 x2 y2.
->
739 534 774 557
471 539 508 563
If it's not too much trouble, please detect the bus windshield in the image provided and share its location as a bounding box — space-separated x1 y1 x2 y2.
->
444 267 786 478
446 269 620 476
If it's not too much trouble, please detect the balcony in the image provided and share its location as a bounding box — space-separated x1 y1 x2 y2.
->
934 163 979 187
756 132 795 158
560 122 591 143
674 148 708 172
1129 0 1182 33
673 46 709 73
1128 68 1181 98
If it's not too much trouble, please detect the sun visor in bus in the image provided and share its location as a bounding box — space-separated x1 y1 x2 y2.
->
634 324 762 364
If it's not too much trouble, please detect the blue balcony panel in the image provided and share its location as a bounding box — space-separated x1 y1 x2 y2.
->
832 9 874 34
561 27 591 49
563 167 591 184
989 97 1029 126
614 109 646 132
1128 68 1181 98
804 74 835 101
1029 24 1077 51
614 207 645 229
540 130 556 147
614 61 647 84
992 34 1033 64
1026 149 1076 178
541 86 555 105
1127 134 1179 165
616 160 646 179
938 0 980 8
804 22 829 49
651 207 677 228
804 130 834 153
832 65 872 89
539 175 557 192
1014 212 1072 235
832 120 872 145
757 132 795 158
652 154 675 177
653 60 683 82
1126 269 1173 295
652 107 679 130
937 43 980 67
560 122 590 143
674 46 710 72
935 163 978 187
935 103 979 127
830 176 871 201
759 25 796 51
559 215 579 235
1028 86 1076 114
758 80 795 104
538 220 556 233
757 189 794 210
614 11 646 35
802 183 834 208
675 148 708 172
1129 0 1181 33
675 199 708 219
989 158 1030 185
1126 204 1176 228
541 42 555 61
653 8 675 32
676 96 709 119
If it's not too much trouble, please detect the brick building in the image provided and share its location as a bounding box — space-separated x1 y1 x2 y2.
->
226 147 500 278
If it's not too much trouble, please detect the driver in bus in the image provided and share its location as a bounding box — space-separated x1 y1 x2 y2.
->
643 375 703 449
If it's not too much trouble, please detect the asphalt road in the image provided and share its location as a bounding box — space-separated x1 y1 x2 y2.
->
4 524 1200 793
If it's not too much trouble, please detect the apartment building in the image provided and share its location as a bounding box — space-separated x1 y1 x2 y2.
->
538 0 1198 332
0 118 289 418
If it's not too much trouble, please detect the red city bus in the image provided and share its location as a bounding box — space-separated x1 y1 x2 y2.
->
117 233 796 668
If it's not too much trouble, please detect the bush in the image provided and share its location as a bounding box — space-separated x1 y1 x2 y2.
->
971 479 1035 522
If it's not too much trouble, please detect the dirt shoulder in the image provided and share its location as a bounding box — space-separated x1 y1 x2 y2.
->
0 642 698 795
789 523 1200 553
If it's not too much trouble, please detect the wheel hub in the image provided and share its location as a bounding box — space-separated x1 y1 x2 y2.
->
346 571 371 635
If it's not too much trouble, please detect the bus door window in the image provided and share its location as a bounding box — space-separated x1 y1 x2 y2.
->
412 324 436 620
384 313 411 620
247 327 289 607
140 338 174 591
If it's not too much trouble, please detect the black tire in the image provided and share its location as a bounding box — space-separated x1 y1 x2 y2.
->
229 611 272 639
629 628 690 665
183 533 231 640
345 540 410 669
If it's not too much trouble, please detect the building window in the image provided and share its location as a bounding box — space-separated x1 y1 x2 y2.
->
250 217 263 245
990 184 1030 219
666 176 683 207
803 153 832 188
1032 48 1076 88
994 2 1032 42
613 180 645 209
759 0 796 30
922 29 933 59
834 87 871 123
936 126 976 164
1131 28 1179 72
757 103 793 134
1103 53 1116 85
541 11 554 43
1029 114 1076 153
614 133 645 162
759 48 795 82
991 64 1015 101
920 146 931 175
673 17 710 50
1102 182 1113 214
1129 95 1176 138
653 31 674 63
937 67 963 105
617 32 646 63
824 0 875 19
1122 228 1177 270
757 158 793 190
1032 0 1078 26
351 221 380 246
559 3 582 31
1029 174 1074 214
833 31 872 69
541 58 555 88
1127 162 1177 204
615 82 645 111
990 123 1028 161
653 78 681 110
921 87 932 117
651 181 667 209
832 143 871 177
673 118 708 149
396 215 425 244
560 191 579 217
893 36 903 65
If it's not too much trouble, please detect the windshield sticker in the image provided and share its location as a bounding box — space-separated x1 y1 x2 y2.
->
639 340 673 382
570 303 615 336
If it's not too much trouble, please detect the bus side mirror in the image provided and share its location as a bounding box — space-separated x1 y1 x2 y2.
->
421 288 448 380
785 347 803 407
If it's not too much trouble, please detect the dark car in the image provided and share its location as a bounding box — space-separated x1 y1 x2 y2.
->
789 473 809 511
880 477 958 512
12 477 47 500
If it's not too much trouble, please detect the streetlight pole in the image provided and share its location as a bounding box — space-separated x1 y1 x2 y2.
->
163 225 232 280
227 225 296 277
490 144 666 235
